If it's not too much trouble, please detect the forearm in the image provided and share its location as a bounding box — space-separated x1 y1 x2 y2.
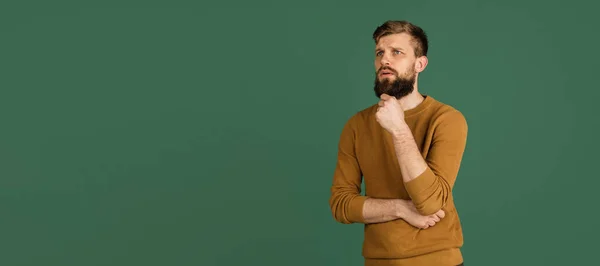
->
362 198 407 224
391 123 444 215
391 123 429 182
382 110 467 216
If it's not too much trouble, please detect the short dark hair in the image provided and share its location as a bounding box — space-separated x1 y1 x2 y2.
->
372 20 429 57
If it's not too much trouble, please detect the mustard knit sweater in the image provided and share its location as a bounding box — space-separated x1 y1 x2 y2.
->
329 95 468 266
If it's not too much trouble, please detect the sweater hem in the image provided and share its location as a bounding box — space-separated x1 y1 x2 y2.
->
364 248 463 266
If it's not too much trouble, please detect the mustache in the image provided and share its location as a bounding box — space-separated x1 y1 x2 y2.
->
377 66 398 75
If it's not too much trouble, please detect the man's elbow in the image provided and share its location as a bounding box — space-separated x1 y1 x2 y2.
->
331 212 353 224
329 198 354 224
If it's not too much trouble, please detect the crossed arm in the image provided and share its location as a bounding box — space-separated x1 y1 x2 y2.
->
329 110 468 225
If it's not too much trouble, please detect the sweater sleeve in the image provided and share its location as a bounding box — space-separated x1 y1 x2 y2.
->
329 116 367 224
404 110 468 215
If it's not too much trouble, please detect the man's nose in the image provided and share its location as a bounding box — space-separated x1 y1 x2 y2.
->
380 54 391 66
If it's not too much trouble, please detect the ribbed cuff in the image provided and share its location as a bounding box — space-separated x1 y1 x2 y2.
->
404 168 440 215
347 195 367 223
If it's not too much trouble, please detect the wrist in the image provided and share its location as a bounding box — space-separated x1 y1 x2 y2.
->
394 199 409 219
391 122 411 139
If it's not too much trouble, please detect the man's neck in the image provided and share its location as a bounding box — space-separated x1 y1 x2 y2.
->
397 90 425 111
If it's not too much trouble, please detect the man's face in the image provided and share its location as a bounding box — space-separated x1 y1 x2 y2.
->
373 33 418 99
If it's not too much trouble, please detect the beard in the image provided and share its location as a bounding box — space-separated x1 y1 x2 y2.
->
373 66 416 99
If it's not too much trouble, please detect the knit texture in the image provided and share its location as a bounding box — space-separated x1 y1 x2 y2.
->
330 95 468 266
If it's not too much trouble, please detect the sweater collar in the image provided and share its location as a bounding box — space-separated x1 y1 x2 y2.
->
404 94 435 118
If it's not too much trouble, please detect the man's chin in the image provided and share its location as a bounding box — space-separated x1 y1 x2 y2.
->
375 89 392 98
378 76 396 82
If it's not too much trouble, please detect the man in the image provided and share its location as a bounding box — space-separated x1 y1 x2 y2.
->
329 20 468 266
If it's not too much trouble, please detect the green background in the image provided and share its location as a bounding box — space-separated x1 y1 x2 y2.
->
1 1 598 265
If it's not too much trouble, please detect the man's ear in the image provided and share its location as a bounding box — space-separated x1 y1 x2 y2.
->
415 56 428 73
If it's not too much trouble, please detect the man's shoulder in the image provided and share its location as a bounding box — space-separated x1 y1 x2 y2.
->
344 103 378 126
427 96 467 124
426 96 468 131
356 103 379 118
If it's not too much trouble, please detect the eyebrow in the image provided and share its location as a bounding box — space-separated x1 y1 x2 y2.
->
375 47 405 52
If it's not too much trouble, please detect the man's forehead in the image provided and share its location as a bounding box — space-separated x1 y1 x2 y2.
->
375 33 413 49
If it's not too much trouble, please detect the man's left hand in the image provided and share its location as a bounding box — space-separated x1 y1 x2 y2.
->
376 93 406 134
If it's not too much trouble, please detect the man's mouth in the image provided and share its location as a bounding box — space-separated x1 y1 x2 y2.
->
379 68 396 77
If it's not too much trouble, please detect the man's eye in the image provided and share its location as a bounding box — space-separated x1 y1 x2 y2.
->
394 50 401 54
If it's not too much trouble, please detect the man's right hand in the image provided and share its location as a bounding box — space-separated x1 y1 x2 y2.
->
399 200 445 229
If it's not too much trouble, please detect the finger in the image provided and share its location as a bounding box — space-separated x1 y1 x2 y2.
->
430 215 440 222
380 93 390 100
436 210 446 219
378 100 385 107
427 220 435 227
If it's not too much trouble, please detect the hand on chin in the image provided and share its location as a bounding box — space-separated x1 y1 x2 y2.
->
375 93 406 134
